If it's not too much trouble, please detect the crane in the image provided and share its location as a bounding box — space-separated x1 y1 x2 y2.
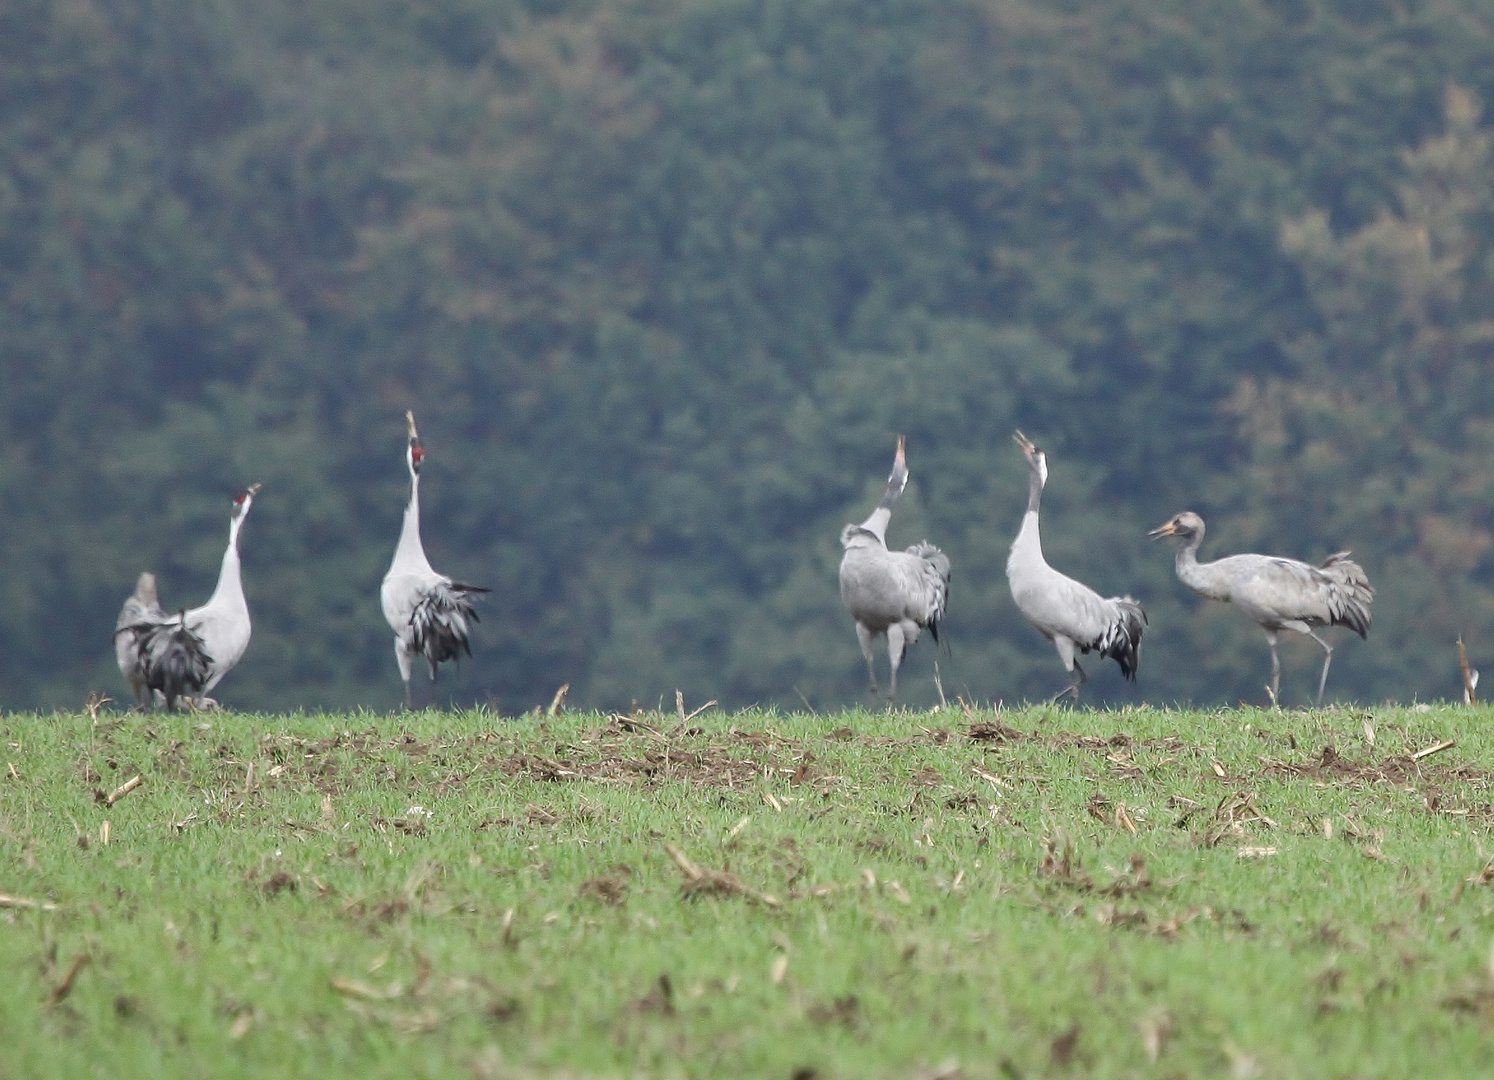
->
838 436 951 703
114 572 162 708
381 412 488 708
1149 511 1372 705
115 484 261 710
1006 432 1145 703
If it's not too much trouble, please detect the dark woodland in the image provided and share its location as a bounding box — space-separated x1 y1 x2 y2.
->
4 0 1494 712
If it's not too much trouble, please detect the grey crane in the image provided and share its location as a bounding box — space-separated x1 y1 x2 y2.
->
838 436 951 702
1006 432 1144 703
381 412 489 708
114 572 162 708
115 484 261 710
1149 511 1372 705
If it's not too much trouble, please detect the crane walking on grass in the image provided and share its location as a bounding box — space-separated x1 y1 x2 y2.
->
115 485 261 710
381 412 488 708
838 436 951 703
1006 432 1145 703
1149 511 1372 705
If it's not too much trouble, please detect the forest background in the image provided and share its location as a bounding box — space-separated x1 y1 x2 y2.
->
4 0 1494 714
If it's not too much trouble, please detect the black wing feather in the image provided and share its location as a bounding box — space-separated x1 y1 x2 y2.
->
1094 597 1147 681
124 614 213 710
410 581 489 676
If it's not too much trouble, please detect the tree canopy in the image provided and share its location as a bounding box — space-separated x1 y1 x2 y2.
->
4 0 1494 712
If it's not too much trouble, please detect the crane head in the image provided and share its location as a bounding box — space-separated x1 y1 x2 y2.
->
405 411 424 474
1013 430 1047 486
1148 512 1204 540
231 483 262 520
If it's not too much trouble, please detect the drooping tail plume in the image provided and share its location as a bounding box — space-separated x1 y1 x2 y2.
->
1318 552 1373 639
410 581 490 676
1097 597 1146 681
129 614 212 710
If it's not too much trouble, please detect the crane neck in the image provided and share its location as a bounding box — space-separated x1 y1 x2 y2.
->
855 506 891 547
392 470 429 568
1171 532 1225 597
878 470 904 512
1011 509 1043 563
853 463 906 547
1009 470 1046 568
205 516 247 612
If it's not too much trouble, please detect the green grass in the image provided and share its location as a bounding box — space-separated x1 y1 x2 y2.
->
3 703 1494 1078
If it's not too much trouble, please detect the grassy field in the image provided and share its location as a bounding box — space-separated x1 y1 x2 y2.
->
3 702 1494 1078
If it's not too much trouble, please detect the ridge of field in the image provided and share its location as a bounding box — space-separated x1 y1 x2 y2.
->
2 704 1494 1078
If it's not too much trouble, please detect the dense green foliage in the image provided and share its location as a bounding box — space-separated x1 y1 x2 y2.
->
4 0 1494 711
4 705 1494 1077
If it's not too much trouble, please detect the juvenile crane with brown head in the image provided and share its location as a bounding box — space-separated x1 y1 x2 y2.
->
1150 511 1372 705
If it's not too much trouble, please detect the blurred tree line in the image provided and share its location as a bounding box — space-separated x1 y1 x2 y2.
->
3 0 1493 712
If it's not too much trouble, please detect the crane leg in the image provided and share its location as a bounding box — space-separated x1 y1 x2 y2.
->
886 620 921 707
886 623 909 705
855 623 879 696
1265 631 1281 707
1050 638 1083 705
395 638 414 711
1050 661 1086 705
1306 629 1334 706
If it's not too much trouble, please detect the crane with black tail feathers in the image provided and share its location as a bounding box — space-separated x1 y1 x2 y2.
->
381 412 489 708
1149 511 1372 706
1006 432 1145 704
838 436 952 704
114 484 261 710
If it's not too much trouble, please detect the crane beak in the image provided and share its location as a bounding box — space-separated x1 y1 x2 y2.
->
1013 430 1037 455
247 482 263 496
406 411 419 440
885 434 909 494
1148 519 1178 539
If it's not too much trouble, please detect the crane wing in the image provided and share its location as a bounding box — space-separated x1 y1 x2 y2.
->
902 541 951 640
841 547 949 635
1223 553 1373 636
116 594 162 632
1011 567 1145 679
180 603 254 692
